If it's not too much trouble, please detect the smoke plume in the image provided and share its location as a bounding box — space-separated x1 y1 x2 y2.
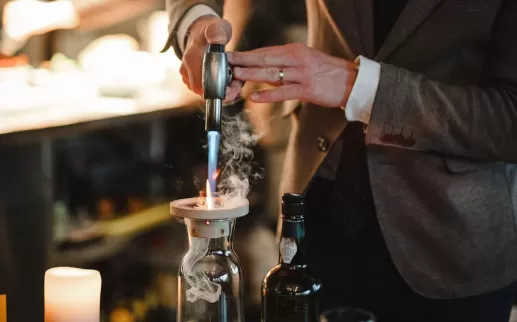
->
217 110 264 206
182 109 264 304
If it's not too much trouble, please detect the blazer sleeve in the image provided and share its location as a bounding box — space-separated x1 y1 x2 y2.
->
365 0 517 163
162 0 224 58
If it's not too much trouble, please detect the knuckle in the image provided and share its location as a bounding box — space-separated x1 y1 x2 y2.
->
266 67 278 80
240 68 249 78
179 64 186 75
262 51 271 65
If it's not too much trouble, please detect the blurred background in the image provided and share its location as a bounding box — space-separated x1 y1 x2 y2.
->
0 0 306 321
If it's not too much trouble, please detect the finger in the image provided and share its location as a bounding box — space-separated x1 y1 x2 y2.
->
188 69 203 95
205 19 232 45
181 73 191 90
250 84 307 103
233 67 305 84
224 80 244 102
179 63 188 78
227 45 302 67
182 50 203 92
179 64 191 89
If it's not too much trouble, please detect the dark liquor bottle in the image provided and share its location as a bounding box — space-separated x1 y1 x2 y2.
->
261 193 322 322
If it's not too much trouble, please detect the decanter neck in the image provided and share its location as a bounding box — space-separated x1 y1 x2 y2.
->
207 235 230 251
185 219 234 250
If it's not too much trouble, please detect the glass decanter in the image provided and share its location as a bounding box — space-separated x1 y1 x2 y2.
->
171 197 248 322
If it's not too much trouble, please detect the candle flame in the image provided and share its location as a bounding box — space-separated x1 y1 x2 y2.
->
206 179 214 210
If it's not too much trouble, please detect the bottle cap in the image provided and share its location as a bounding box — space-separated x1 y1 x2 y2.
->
281 193 304 220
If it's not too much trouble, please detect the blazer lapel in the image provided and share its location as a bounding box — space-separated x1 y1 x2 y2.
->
375 0 445 60
354 0 375 58
321 0 368 57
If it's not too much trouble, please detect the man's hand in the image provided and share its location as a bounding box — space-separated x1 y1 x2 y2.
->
179 16 242 101
228 43 358 107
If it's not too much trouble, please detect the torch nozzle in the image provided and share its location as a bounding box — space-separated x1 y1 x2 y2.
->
205 99 222 132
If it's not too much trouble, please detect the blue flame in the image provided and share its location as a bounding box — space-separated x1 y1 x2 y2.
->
207 131 220 195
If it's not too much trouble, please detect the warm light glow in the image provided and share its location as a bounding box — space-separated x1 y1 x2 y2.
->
48 267 97 277
2 0 79 41
206 179 214 210
0 294 6 322
45 267 101 322
212 169 221 181
143 11 170 54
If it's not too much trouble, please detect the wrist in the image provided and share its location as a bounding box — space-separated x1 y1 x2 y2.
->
340 61 359 107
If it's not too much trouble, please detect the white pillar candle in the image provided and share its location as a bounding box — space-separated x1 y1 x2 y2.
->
45 267 102 322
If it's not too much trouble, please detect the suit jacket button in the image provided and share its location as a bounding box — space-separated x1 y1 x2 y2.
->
317 136 330 152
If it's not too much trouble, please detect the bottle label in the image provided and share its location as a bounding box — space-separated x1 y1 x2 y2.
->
279 237 297 264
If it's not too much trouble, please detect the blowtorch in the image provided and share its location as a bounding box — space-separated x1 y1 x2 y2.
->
203 44 233 195
202 44 233 132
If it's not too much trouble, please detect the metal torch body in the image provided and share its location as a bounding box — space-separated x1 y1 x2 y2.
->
202 44 233 132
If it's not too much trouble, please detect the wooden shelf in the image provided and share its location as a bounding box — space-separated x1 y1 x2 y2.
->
50 235 130 266
51 203 173 266
100 203 171 237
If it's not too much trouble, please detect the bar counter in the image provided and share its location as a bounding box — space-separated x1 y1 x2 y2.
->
0 85 201 143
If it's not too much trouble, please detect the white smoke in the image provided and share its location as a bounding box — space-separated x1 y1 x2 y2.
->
217 111 264 206
182 234 221 303
182 109 264 304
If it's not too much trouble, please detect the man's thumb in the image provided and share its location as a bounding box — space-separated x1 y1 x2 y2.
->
204 19 232 45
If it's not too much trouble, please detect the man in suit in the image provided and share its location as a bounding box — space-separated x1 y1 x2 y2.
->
163 0 517 320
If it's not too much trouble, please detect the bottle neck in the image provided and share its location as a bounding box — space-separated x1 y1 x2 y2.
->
188 235 231 251
185 219 234 251
279 218 306 268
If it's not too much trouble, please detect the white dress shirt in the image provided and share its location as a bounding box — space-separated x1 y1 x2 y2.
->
175 5 381 125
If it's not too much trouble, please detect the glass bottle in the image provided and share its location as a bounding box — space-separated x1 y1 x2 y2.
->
261 193 322 322
177 218 245 322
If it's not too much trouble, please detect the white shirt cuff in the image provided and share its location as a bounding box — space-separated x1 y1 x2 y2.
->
176 5 220 53
343 55 381 124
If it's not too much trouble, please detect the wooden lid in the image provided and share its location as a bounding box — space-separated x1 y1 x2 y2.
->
170 197 249 220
